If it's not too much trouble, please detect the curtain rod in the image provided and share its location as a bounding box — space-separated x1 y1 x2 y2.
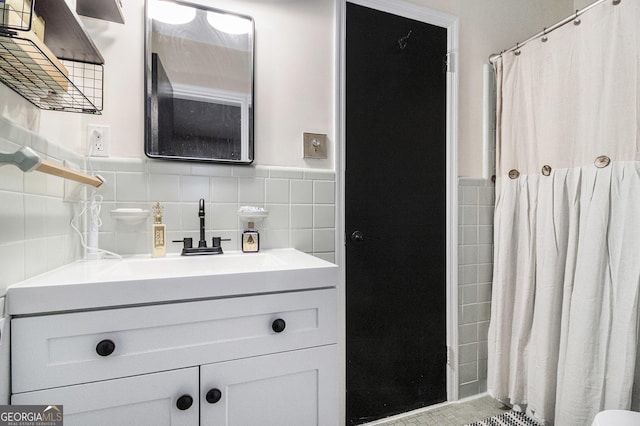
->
489 0 620 63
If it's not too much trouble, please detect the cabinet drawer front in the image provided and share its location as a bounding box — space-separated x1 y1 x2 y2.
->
12 288 337 393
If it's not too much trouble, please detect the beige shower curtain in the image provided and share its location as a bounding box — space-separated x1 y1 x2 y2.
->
487 0 640 424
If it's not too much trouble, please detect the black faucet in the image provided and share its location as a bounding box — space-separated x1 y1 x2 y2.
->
198 198 207 248
172 198 228 255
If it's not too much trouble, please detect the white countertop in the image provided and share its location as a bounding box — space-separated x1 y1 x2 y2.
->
6 249 338 316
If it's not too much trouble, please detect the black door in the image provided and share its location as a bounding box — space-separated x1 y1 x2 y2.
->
345 3 448 424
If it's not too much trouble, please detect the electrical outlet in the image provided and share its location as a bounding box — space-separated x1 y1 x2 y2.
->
88 124 110 157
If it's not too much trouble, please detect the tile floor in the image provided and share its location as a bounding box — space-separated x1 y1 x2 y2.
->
370 395 510 426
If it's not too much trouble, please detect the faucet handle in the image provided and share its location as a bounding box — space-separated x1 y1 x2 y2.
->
172 238 193 249
212 237 231 248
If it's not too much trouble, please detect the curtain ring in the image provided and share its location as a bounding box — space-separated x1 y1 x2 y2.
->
541 165 552 176
573 10 581 25
508 169 520 179
612 0 621 5
541 28 548 43
513 43 521 56
594 156 611 168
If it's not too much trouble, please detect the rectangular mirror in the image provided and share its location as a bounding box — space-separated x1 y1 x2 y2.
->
144 0 254 163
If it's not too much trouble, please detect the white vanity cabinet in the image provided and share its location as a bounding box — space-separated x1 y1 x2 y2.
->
8 250 339 426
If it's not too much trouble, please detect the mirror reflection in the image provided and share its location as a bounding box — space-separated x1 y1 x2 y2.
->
145 0 254 163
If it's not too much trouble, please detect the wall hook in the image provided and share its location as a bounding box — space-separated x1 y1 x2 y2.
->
398 30 412 50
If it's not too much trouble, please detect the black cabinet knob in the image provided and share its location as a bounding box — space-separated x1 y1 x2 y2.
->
95 339 116 357
176 395 193 410
272 318 286 333
206 388 222 404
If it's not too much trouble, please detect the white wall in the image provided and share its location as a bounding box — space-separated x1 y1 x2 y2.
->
2 0 575 177
405 0 573 177
78 0 335 169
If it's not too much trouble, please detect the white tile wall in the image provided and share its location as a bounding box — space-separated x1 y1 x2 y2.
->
0 115 337 296
0 117 83 295
458 177 495 398
87 159 337 257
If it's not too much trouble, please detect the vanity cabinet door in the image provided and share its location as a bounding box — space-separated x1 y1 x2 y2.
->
11 367 199 426
200 345 338 426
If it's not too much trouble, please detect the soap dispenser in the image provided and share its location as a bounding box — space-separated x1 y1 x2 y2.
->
152 202 166 257
242 221 260 253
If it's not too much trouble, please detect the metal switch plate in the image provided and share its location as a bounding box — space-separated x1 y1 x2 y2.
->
303 133 328 159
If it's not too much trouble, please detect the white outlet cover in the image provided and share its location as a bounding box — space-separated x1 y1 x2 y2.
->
88 124 110 157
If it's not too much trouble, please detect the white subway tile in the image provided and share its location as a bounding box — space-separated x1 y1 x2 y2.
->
477 283 492 303
460 362 478 384
116 173 149 202
462 304 479 324
291 229 313 253
46 197 69 238
269 167 304 179
478 263 493 283
460 245 478 266
459 382 480 399
314 205 335 228
24 194 47 240
0 241 25 290
181 175 209 202
156 202 181 231
478 206 494 225
23 167 48 195
461 206 478 225
238 177 265 204
290 180 312 204
291 205 313 229
461 226 478 245
461 187 478 205
478 302 491 322
478 226 493 244
211 177 238 203
0 191 24 244
304 170 335 181
150 174 181 202
313 228 334 252
478 244 493 264
459 324 478 344
0 159 24 192
460 284 478 305
233 167 268 178
459 343 478 364
261 229 289 249
181 202 200 232
148 160 191 175
265 179 289 204
265 204 289 229
24 239 48 278
478 359 488 380
209 203 239 230
191 164 233 177
314 252 335 263
313 181 335 204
